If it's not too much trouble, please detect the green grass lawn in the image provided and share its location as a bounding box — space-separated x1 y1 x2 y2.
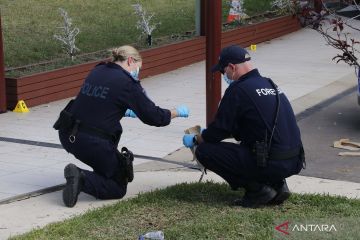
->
1 0 196 68
10 182 360 240
1 0 277 71
243 0 273 16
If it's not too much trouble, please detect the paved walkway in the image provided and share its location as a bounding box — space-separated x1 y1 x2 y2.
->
1 19 360 239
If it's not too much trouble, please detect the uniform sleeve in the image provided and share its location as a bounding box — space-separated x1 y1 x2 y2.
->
202 88 240 143
126 82 171 127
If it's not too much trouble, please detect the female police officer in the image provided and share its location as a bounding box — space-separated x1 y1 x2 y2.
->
55 45 189 207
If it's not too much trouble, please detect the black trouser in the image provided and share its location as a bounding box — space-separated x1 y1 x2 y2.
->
59 130 127 200
195 142 303 189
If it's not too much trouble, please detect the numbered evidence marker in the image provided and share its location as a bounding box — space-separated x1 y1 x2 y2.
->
250 44 257 52
13 100 30 113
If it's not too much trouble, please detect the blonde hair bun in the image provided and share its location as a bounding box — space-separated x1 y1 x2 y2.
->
111 45 142 62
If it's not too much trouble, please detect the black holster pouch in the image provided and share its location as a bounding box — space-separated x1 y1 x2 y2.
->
53 100 75 131
254 140 269 168
115 147 134 184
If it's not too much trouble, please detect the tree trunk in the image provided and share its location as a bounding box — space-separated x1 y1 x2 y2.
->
314 0 322 13
147 34 152 46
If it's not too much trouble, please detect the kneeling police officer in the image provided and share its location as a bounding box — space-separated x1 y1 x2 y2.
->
183 45 305 208
54 45 190 207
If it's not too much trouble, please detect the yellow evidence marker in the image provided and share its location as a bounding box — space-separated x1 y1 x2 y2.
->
250 44 257 52
13 100 29 113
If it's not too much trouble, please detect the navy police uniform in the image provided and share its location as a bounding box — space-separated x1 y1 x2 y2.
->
196 69 304 189
58 62 171 199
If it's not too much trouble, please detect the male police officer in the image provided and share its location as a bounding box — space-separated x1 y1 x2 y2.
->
183 45 305 208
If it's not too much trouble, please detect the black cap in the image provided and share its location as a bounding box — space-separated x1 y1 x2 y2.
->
211 45 251 74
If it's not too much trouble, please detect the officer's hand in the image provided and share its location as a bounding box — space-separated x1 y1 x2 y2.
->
124 109 137 118
183 133 195 148
176 105 190 118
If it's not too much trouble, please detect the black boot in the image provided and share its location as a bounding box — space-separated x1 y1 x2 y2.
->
229 181 240 191
115 147 134 183
62 163 84 208
269 179 291 205
234 183 277 208
230 184 239 191
121 147 134 182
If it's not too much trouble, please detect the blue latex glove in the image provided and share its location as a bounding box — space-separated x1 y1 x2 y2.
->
183 133 196 148
176 105 190 118
124 109 137 118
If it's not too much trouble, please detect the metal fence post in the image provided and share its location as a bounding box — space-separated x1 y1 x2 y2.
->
195 0 201 36
206 0 222 125
0 12 6 113
196 0 206 36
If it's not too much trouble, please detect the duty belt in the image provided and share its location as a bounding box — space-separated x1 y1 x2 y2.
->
248 143 304 161
68 120 117 143
268 146 304 160
53 100 118 144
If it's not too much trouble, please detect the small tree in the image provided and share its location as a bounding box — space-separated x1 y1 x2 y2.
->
271 0 300 15
228 0 248 19
132 3 160 46
271 0 360 73
315 18 359 69
53 8 80 60
306 1 360 77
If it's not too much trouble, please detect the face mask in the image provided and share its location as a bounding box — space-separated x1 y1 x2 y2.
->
130 66 140 81
223 73 234 85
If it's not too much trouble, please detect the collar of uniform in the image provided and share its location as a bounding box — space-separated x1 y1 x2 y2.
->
106 62 133 78
237 69 260 82
106 62 123 70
